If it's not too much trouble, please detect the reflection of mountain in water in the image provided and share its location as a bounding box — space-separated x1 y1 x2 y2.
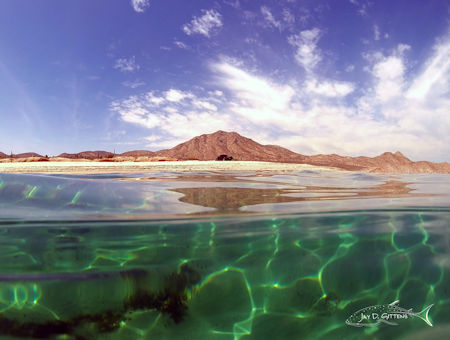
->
171 181 428 212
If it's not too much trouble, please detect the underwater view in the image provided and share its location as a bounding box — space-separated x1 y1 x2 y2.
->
0 170 449 339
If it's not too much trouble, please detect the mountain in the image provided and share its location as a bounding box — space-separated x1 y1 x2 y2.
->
156 130 305 162
58 151 114 160
120 150 155 157
0 152 43 159
14 152 44 158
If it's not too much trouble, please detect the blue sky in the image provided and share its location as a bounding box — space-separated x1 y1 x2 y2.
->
0 0 449 161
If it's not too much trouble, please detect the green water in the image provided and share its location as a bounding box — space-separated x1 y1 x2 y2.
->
0 171 449 339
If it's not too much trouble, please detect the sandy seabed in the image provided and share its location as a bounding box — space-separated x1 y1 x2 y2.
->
0 160 339 174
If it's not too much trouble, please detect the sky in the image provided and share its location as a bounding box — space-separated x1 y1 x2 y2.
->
0 0 449 161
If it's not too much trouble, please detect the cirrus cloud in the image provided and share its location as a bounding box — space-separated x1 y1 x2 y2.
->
114 56 140 73
183 9 223 37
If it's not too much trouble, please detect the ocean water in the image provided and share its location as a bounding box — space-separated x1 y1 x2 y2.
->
0 170 449 340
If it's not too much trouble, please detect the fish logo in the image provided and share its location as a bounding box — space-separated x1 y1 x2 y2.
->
346 300 433 327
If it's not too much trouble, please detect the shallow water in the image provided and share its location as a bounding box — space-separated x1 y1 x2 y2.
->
0 170 449 339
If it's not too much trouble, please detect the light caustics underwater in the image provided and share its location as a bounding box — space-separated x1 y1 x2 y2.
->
0 171 450 339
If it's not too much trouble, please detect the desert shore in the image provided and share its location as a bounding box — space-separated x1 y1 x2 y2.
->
0 160 339 174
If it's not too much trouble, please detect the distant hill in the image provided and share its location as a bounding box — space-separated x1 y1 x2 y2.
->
58 151 114 160
14 152 43 158
0 152 43 159
305 151 450 173
120 150 155 157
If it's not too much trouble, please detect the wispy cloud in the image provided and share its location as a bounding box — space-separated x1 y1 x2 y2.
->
223 0 240 9
183 9 223 37
122 80 145 88
111 88 230 143
165 89 193 102
282 8 295 26
288 28 322 72
114 56 140 73
406 37 450 100
260 7 296 32
261 6 282 31
305 79 355 97
174 40 188 49
345 65 355 72
212 61 295 124
349 0 370 16
373 25 380 40
131 0 150 13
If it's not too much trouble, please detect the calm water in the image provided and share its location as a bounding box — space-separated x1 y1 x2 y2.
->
0 170 449 339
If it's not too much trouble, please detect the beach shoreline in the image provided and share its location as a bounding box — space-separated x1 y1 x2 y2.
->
0 160 341 174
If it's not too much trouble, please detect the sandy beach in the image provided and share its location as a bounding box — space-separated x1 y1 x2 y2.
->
0 160 339 174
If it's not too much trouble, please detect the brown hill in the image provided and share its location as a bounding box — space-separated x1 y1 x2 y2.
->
58 151 114 160
0 152 44 159
156 130 305 162
14 152 43 158
304 151 450 173
120 150 155 157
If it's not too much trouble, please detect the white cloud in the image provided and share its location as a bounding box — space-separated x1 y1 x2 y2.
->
261 6 282 30
145 135 186 150
183 9 223 37
122 80 145 88
165 89 193 102
406 38 450 100
131 0 149 13
212 62 295 120
349 0 369 16
367 44 410 103
145 135 161 143
373 56 405 101
114 56 140 73
111 88 233 142
282 8 295 26
223 0 240 9
305 79 355 97
373 25 380 40
345 65 355 72
288 28 322 72
192 99 218 111
174 40 188 49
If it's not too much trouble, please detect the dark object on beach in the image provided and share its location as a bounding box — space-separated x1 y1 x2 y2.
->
216 154 233 161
